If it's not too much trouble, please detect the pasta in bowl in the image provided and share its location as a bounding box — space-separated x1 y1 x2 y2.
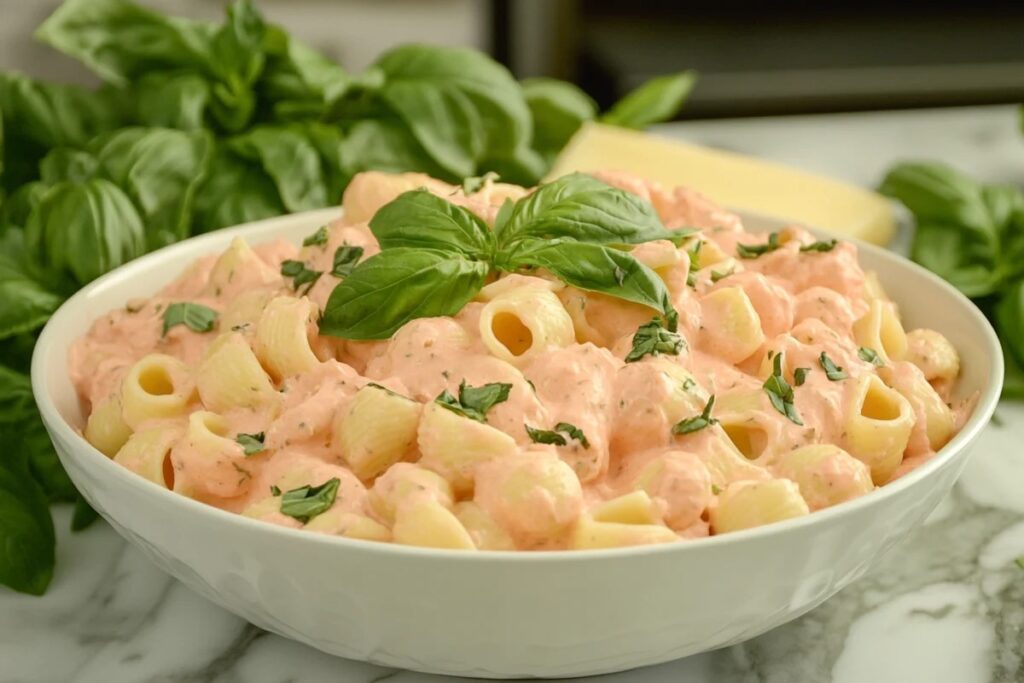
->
33 171 1001 677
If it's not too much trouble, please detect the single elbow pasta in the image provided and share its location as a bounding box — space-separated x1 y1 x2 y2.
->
85 393 133 457
478 286 574 364
255 296 322 380
333 384 422 480
710 479 810 534
842 375 915 484
120 354 194 428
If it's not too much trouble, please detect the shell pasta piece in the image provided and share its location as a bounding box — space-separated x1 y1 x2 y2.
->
903 328 960 385
120 354 194 428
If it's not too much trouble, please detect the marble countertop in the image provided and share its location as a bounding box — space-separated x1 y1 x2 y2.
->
5 105 1024 683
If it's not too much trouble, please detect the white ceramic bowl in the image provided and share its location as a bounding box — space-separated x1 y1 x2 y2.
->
32 208 1003 679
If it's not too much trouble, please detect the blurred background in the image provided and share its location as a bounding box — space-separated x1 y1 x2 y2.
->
3 0 1023 119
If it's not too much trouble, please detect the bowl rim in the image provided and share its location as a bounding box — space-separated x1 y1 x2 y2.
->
31 207 1005 563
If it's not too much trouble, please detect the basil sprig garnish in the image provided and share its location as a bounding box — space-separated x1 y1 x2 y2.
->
672 395 718 435
436 380 512 422
279 478 340 523
625 317 685 362
319 174 691 339
763 353 803 425
162 302 217 336
526 422 590 448
818 352 848 381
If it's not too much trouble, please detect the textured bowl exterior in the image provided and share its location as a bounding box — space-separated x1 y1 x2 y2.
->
32 209 1003 678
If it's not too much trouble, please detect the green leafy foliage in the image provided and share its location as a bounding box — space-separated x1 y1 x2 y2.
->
880 161 1024 396
319 176 680 339
601 71 696 129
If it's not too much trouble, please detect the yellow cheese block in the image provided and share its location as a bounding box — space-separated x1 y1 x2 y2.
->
547 122 895 245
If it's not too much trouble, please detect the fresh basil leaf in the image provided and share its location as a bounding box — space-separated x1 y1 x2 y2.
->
303 226 329 248
0 230 64 340
331 245 364 278
25 178 145 285
0 419 55 595
625 317 685 363
229 125 327 212
996 281 1024 369
192 147 284 233
710 266 734 283
71 494 100 531
436 380 511 422
672 394 718 435
39 148 98 185
601 71 696 129
162 302 218 335
259 27 349 118
507 238 673 317
799 239 838 253
0 182 48 230
236 432 265 456
279 477 340 523
373 45 531 178
341 118 448 179
737 232 782 259
909 221 1003 297
857 347 885 367
497 173 685 246
763 353 803 425
94 127 213 248
0 72 122 149
555 422 590 448
793 367 809 386
299 121 350 204
270 485 282 497
281 259 322 295
0 363 77 504
134 72 210 130
369 189 493 257
880 162 999 245
818 352 848 381
35 0 217 86
319 248 489 340
521 78 596 160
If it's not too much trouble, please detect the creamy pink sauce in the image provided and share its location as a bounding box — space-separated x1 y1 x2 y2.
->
70 170 973 550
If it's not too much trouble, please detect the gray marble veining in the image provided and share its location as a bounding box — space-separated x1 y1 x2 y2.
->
4 105 1022 683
